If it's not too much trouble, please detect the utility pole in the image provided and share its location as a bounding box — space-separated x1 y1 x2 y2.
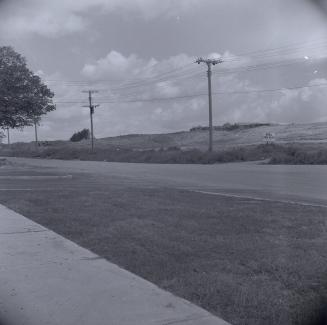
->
34 119 39 148
82 90 99 151
6 127 10 145
196 57 223 152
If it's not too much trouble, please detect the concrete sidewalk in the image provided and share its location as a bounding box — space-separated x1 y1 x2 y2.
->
0 204 230 325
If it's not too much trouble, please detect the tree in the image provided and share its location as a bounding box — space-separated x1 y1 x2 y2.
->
70 129 90 142
0 46 55 130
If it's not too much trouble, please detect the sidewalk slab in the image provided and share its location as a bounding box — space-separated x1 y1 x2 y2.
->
0 204 230 325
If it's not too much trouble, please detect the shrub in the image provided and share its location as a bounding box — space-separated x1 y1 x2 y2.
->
190 123 272 132
70 129 90 142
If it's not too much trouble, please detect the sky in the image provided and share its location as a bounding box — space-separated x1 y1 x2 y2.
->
0 0 327 142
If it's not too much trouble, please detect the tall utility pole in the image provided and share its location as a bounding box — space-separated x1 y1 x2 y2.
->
6 127 10 145
196 57 223 152
34 119 39 148
82 90 99 151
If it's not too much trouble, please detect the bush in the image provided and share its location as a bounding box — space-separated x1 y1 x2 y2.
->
269 145 327 165
190 123 272 132
70 129 90 142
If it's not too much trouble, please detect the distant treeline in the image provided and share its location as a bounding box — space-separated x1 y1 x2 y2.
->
190 123 272 132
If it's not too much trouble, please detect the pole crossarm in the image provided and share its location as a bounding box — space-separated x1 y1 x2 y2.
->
195 58 223 66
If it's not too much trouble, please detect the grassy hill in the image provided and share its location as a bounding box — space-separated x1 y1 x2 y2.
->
1 122 327 164
91 122 327 150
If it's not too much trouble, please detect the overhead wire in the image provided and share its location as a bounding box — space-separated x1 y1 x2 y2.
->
53 82 327 106
45 39 327 88
47 39 327 106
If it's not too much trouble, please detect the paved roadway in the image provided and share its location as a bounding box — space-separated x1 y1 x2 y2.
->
3 157 327 206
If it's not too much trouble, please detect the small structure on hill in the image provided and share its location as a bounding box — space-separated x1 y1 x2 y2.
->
263 132 275 144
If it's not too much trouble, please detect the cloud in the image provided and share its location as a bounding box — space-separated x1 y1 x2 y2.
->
80 51 201 103
266 78 327 123
82 51 158 80
0 0 202 38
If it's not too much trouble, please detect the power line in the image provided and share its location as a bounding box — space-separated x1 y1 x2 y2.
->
46 54 325 99
89 56 322 101
108 56 320 97
46 57 317 107
54 82 327 105
212 82 327 96
212 57 313 77
113 62 197 88
45 61 197 87
44 39 327 89
106 70 201 93
220 39 327 63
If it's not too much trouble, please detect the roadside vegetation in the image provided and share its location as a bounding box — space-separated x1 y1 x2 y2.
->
269 145 327 164
70 128 90 142
190 122 272 132
1 142 327 165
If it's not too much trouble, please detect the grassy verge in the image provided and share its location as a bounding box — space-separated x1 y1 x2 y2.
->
269 145 327 165
0 173 327 324
1 142 327 164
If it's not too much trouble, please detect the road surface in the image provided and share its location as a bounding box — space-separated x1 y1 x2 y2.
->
3 157 327 206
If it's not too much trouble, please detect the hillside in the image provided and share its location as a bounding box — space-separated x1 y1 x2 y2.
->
91 122 327 150
2 122 327 151
2 122 327 165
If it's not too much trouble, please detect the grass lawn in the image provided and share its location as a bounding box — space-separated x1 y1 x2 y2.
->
0 172 327 325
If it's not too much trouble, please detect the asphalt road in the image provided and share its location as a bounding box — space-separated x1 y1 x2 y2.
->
2 157 327 206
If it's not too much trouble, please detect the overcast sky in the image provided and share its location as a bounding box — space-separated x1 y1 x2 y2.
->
1 0 327 142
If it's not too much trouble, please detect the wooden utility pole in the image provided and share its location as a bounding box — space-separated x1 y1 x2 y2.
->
34 119 39 148
82 90 99 151
196 58 223 152
6 127 10 145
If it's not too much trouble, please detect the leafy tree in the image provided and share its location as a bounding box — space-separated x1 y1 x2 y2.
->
70 128 90 142
0 46 55 130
